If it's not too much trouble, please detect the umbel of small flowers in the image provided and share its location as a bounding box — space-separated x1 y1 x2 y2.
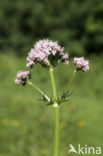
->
74 57 89 72
15 71 31 86
26 39 69 68
15 39 89 156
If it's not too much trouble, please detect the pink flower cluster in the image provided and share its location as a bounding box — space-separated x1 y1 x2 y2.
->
15 39 89 87
26 39 69 68
73 57 89 72
15 71 31 85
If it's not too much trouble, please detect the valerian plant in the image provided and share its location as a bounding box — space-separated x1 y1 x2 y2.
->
15 39 89 156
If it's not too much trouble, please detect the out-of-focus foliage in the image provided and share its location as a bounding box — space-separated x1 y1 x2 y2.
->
0 0 103 56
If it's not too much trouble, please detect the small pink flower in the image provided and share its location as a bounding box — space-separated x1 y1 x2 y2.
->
15 71 31 85
26 61 35 68
26 39 69 68
73 57 89 72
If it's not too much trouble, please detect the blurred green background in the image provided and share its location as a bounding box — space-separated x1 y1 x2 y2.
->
0 0 103 156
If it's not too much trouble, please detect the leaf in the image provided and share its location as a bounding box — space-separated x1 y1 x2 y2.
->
57 90 74 105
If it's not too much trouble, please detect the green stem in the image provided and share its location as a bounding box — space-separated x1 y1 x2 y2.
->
65 69 77 91
27 81 50 102
49 66 59 156
49 67 57 101
54 106 59 156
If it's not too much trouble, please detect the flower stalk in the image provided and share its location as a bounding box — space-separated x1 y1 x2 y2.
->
65 69 77 91
49 66 59 156
27 81 50 102
49 66 57 101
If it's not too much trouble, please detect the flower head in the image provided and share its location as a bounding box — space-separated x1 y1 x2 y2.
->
26 39 69 68
15 71 31 85
73 57 89 72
